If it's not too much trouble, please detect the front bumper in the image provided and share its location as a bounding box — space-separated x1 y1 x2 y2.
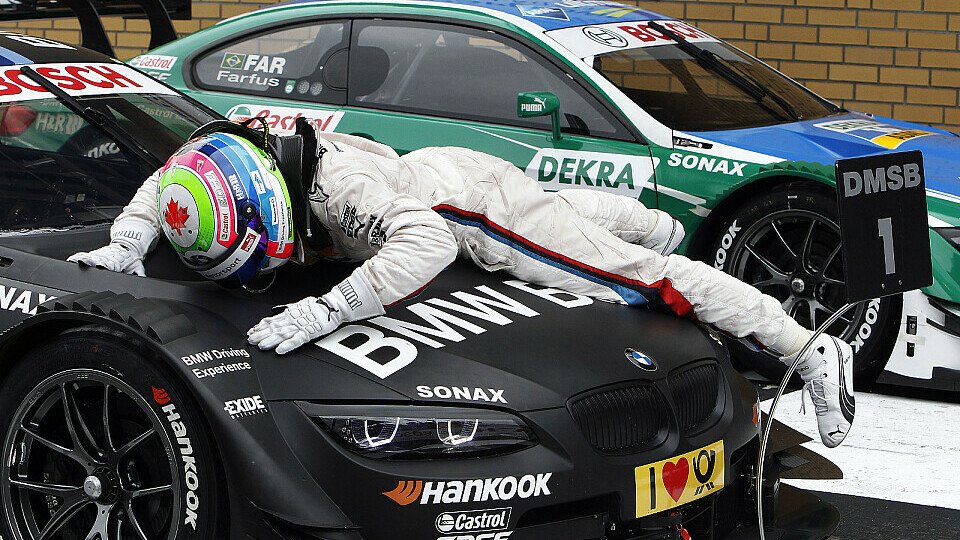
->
881 290 960 391
247 371 838 540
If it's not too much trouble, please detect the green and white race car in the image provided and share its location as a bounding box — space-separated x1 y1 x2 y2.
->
131 0 960 390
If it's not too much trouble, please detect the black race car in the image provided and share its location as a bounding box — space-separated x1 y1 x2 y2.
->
0 33 838 540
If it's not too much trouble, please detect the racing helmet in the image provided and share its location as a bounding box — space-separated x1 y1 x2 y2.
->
156 124 295 288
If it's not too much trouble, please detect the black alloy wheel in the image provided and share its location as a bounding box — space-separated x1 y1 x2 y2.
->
3 370 179 540
0 328 222 540
709 183 901 384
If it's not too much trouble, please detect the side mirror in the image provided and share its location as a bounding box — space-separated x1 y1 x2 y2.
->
517 91 562 140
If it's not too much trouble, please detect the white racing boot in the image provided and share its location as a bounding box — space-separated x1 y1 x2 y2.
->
781 334 855 448
638 209 685 255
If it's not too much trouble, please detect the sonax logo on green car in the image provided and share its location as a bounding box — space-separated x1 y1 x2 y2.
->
141 0 960 391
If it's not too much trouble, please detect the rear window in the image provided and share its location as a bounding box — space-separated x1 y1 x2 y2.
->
0 94 214 232
193 22 349 104
592 40 835 131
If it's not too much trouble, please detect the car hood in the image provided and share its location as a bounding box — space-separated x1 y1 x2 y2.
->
690 112 960 197
262 264 725 411
0 231 725 413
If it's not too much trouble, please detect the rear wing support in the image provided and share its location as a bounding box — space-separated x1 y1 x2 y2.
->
0 0 187 58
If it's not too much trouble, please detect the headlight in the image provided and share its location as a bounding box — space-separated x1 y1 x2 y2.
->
298 403 538 460
935 227 960 251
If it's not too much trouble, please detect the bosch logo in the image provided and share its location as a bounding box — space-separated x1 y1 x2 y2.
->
582 27 628 48
625 348 657 371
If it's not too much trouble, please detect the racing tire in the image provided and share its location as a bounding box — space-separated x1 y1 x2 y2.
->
0 327 224 540
707 182 902 385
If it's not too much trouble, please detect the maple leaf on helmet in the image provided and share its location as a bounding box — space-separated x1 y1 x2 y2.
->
164 198 189 235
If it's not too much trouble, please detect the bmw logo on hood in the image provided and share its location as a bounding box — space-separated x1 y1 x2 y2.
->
625 348 657 371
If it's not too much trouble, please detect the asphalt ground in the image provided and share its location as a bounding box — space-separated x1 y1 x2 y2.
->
759 384 960 540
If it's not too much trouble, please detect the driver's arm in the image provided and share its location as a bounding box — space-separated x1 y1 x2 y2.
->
67 171 161 275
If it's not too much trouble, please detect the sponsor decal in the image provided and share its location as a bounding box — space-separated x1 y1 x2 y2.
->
284 80 295 94
0 63 174 103
130 54 177 72
582 26 628 48
436 508 512 538
32 111 83 135
223 395 267 419
338 280 362 310
667 152 747 176
384 474 552 506
192 361 253 380
0 283 56 315
339 201 364 239
416 385 507 404
181 348 250 366
368 215 386 247
524 149 657 197
546 20 717 57
152 386 171 405
436 508 512 534
154 388 200 530
225 104 343 136
840 161 922 197
635 441 724 518
850 298 881 353
317 281 592 379
713 220 741 270
624 348 656 371
814 119 934 150
517 4 569 20
519 95 547 114
85 142 120 159
438 533 512 540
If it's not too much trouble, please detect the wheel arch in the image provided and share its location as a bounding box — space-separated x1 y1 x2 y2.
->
686 161 836 261
0 291 356 538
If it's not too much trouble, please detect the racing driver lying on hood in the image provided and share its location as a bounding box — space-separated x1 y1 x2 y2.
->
69 119 855 448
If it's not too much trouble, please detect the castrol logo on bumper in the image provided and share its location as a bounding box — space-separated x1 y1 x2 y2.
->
0 62 175 102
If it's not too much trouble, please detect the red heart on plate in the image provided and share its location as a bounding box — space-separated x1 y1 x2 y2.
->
662 458 689 502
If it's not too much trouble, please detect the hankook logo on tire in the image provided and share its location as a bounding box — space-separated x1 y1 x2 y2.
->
154 388 200 530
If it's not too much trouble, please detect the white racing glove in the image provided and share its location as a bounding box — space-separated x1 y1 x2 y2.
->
247 272 385 355
67 220 157 276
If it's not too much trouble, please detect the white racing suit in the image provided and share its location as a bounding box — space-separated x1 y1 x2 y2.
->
113 132 809 355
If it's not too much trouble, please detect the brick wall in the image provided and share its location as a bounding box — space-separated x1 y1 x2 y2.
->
0 0 274 59
2 0 958 131
636 0 960 131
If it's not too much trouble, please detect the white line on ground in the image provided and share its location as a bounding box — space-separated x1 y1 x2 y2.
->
762 391 960 510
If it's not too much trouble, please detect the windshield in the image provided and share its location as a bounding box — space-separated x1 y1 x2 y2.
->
0 93 216 232
592 41 837 131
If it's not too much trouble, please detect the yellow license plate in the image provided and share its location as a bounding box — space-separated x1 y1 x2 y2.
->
634 441 724 518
